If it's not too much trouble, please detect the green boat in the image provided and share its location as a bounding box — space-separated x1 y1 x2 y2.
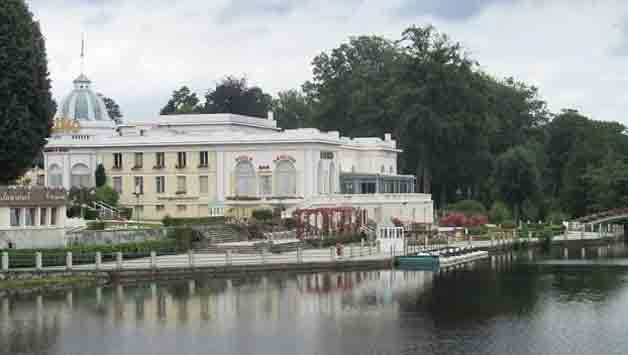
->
395 253 439 270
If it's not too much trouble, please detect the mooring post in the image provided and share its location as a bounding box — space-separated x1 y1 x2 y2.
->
35 252 42 271
226 250 232 266
116 252 123 269
297 247 303 263
581 247 586 259
150 251 157 269
330 246 335 261
65 252 72 271
1 252 8 271
563 248 569 259
188 250 195 267
95 252 102 270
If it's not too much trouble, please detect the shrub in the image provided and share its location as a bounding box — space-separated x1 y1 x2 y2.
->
282 217 297 230
119 207 133 220
167 227 202 252
489 201 512 224
445 200 486 216
94 185 119 207
547 211 569 224
162 216 225 226
95 164 107 187
252 208 273 222
501 220 517 229
391 217 403 227
439 212 467 227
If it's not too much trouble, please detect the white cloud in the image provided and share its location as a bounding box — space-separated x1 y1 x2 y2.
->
26 0 628 124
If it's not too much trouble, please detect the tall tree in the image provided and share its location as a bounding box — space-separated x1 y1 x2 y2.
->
272 90 313 129
203 76 272 118
0 0 55 183
160 86 200 115
101 95 123 124
494 146 540 221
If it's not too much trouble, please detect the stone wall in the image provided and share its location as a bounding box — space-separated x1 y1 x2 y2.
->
0 228 66 249
67 228 172 246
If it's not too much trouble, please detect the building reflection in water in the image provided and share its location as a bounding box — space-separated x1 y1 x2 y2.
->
0 269 434 351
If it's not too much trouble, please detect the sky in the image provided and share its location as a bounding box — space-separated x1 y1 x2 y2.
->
25 0 628 123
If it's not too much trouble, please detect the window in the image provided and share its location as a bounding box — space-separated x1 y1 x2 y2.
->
10 208 21 227
199 176 208 194
156 176 165 194
50 208 57 225
40 208 47 226
259 175 272 196
134 152 143 169
199 151 209 167
177 205 187 212
36 174 45 186
25 208 36 226
177 152 187 169
320 151 334 159
177 176 186 194
71 163 91 187
234 160 256 196
48 164 63 187
134 176 144 195
155 152 165 169
112 176 122 194
381 165 385 173
275 160 296 196
156 205 165 212
113 153 123 169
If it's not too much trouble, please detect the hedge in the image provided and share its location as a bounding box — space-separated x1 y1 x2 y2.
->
162 216 225 226
1 240 177 268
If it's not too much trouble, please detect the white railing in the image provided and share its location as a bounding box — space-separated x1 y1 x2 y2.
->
303 193 432 207
91 200 122 220
0 243 387 272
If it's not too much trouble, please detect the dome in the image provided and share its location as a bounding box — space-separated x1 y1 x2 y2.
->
56 74 112 121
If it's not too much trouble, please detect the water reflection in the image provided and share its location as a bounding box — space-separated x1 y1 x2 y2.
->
2 245 628 354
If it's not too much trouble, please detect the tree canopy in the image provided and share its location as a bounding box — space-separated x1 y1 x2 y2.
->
101 95 123 124
159 77 272 118
0 0 55 183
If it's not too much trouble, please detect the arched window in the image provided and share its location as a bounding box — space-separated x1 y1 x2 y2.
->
275 160 296 196
70 163 91 187
234 160 256 196
48 164 63 187
329 162 336 194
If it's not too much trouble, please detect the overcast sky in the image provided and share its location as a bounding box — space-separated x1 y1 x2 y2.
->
26 0 628 124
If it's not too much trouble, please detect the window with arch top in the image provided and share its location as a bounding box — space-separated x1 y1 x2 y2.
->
275 159 296 196
234 160 256 196
70 163 91 187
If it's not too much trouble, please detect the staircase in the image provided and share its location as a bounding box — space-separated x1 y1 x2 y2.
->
91 201 123 220
192 223 244 244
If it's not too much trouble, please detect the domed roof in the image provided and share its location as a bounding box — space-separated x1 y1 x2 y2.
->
56 74 112 121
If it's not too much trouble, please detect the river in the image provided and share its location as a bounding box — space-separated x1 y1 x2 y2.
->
2 243 628 355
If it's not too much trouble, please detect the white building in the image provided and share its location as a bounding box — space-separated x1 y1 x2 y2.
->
42 72 433 224
0 187 67 249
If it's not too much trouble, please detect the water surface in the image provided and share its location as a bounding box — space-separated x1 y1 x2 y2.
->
2 244 628 355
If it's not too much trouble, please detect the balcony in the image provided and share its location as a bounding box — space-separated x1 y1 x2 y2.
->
175 164 186 169
131 165 143 171
153 165 164 170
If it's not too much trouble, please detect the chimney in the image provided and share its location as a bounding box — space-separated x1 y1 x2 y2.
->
384 133 392 141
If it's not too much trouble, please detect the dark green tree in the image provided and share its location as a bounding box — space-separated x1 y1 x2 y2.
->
0 0 55 183
160 86 200 115
94 163 106 187
203 76 272 118
494 146 540 221
101 95 123 124
272 90 313 129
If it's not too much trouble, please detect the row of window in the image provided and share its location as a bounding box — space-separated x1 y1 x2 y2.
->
9 207 58 227
113 151 210 170
112 175 210 195
234 160 297 196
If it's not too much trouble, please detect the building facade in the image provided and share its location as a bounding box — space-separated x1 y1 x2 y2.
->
42 73 432 225
0 187 67 249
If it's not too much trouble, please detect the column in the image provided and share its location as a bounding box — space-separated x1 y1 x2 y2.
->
216 151 225 200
